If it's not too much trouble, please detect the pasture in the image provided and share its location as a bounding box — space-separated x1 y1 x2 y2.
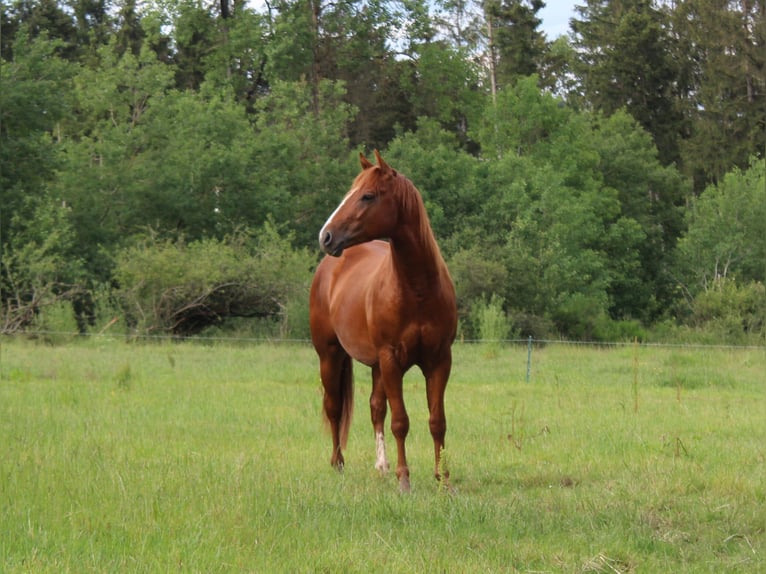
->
0 339 763 573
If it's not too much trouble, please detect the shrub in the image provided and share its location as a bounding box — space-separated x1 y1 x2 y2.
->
1 200 84 334
508 311 556 341
592 317 647 343
448 246 509 334
471 294 513 342
689 278 765 343
113 225 314 337
552 293 609 341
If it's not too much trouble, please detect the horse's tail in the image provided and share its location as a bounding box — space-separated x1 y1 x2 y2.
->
338 355 354 449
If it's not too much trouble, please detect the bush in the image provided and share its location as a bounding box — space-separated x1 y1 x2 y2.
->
509 311 556 341
551 293 648 342
689 278 765 343
1 199 84 334
471 294 514 342
552 293 609 341
592 317 647 343
113 225 314 337
448 247 508 338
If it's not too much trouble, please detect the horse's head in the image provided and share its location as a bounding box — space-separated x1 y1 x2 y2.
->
319 150 402 257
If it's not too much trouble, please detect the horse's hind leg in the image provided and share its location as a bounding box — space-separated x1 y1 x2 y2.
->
424 354 452 484
370 365 389 474
319 344 353 470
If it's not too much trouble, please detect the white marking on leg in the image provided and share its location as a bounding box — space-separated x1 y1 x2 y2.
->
375 431 389 474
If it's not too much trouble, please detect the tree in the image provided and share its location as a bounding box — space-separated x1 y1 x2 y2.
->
590 110 688 319
484 0 546 90
672 0 766 190
384 117 482 243
571 0 687 167
1 27 72 252
114 0 145 57
172 0 218 90
199 2 270 108
433 0 486 53
51 38 176 283
471 77 682 335
675 158 766 293
400 42 484 148
1 0 80 60
264 0 408 148
249 79 358 247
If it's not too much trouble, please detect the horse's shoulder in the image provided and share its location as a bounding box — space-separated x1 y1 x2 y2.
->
339 241 389 270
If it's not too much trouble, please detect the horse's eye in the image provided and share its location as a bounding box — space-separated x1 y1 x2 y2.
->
361 192 376 202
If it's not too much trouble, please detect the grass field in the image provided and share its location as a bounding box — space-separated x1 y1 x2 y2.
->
0 339 763 573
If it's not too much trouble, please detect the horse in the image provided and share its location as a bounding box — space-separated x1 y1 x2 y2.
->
309 150 457 492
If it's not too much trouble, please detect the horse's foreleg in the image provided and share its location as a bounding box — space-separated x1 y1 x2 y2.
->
370 365 389 474
380 355 410 492
425 355 452 485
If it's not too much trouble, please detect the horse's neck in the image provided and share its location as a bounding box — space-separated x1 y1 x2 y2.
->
388 209 445 297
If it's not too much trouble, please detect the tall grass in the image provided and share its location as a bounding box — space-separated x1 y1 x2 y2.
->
0 339 763 572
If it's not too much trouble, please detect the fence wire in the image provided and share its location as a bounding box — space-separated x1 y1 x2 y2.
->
1 329 763 350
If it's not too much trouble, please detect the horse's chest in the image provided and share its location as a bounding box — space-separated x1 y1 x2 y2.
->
372 307 446 360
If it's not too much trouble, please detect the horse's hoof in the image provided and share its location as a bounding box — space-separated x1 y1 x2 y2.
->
399 476 411 494
437 479 455 494
331 456 345 473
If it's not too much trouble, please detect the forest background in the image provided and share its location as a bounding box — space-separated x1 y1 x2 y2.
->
1 0 764 344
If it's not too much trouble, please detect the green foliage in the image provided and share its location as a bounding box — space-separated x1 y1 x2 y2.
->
507 311 555 340
113 225 314 336
590 111 688 318
1 197 84 333
199 5 268 103
475 75 574 160
250 78 359 247
487 0 547 86
551 293 610 341
0 27 73 246
687 278 766 344
571 0 685 166
385 119 482 242
471 293 514 343
470 80 672 334
673 0 766 188
2 0 763 343
448 245 508 333
677 158 766 291
403 43 484 143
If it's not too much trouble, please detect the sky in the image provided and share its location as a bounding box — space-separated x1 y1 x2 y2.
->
538 0 579 39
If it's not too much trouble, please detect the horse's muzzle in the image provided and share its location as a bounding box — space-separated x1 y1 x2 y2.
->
320 230 345 257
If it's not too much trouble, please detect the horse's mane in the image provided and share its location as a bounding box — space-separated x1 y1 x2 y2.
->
388 169 445 264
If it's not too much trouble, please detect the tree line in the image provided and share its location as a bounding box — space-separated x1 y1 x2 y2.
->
1 0 764 343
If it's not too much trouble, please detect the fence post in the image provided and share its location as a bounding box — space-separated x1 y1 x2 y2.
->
633 336 639 413
526 335 533 383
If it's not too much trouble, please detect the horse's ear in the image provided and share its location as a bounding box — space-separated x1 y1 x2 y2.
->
360 153 374 170
374 149 396 176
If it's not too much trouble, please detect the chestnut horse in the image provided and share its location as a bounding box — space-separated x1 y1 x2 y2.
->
309 151 457 492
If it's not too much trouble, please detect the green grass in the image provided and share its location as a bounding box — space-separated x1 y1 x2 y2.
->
0 339 763 572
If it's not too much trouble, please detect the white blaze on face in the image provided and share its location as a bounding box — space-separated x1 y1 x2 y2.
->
319 186 358 246
375 431 389 473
